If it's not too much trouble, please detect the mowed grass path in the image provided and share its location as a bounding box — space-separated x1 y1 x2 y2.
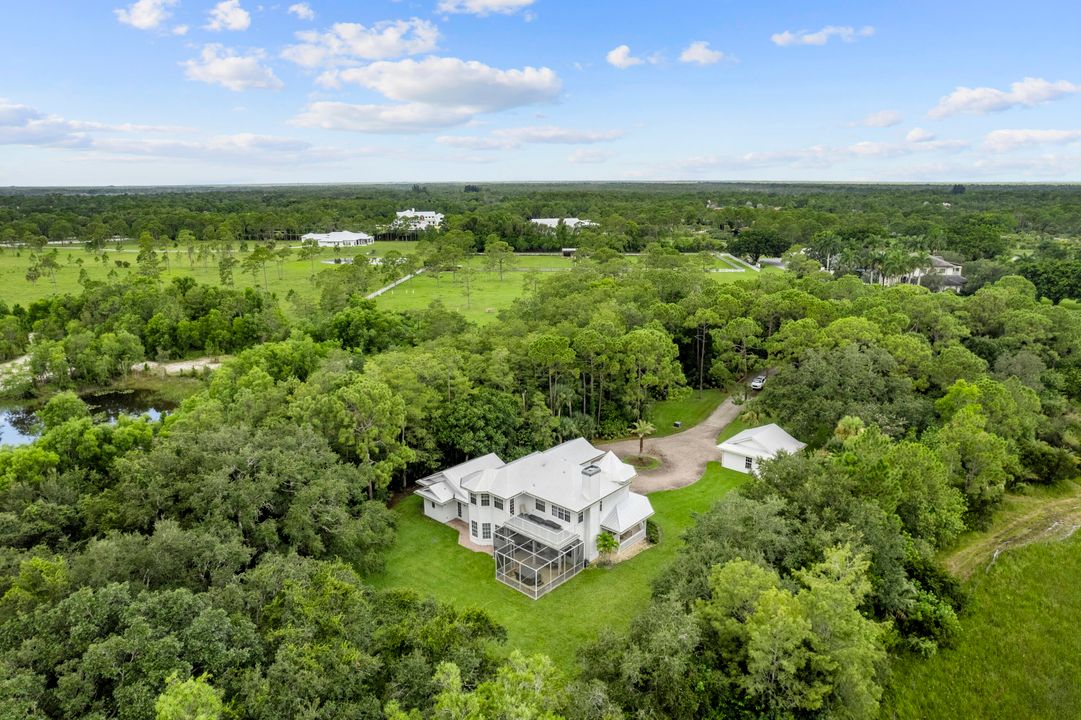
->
369 462 746 669
883 531 1081 719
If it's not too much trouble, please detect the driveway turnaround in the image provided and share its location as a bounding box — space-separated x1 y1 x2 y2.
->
600 397 743 493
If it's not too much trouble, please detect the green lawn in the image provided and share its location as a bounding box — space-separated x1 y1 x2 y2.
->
0 244 394 308
373 254 577 323
647 389 726 437
883 532 1081 719
369 461 747 669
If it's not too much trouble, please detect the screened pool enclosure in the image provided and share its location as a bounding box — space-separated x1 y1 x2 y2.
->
494 514 586 599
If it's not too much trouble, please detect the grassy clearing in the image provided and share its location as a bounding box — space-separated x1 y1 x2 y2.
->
883 531 1081 720
369 461 746 670
0 244 390 307
646 389 726 438
942 480 1081 579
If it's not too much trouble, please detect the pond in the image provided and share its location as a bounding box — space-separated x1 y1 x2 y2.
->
0 389 176 447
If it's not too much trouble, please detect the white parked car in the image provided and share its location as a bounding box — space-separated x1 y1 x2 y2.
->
749 374 767 391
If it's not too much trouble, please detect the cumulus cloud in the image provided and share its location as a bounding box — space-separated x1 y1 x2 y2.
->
291 102 475 133
288 3 315 21
905 127 936 143
114 0 177 30
436 125 622 150
204 0 251 31
984 128 1081 152
674 135 966 172
172 24 189 35
281 18 439 67
771 25 874 47
328 57 561 111
183 45 283 91
568 148 614 164
929 77 1081 118
437 0 535 15
606 45 644 69
679 41 724 65
852 109 902 128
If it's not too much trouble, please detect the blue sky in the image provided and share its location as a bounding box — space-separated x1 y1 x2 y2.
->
2 0 1081 184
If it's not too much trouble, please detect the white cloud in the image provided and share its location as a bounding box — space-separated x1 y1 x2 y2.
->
606 44 643 69
114 0 177 30
281 19 439 67
905 127 936 143
287 3 315 21
771 25 874 47
852 109 902 128
436 125 623 150
205 0 252 31
928 77 1081 118
183 45 283 91
679 41 724 65
172 24 189 35
291 101 475 133
568 148 613 164
984 128 1081 152
437 0 535 15
330 57 561 111
0 98 189 149
674 135 967 172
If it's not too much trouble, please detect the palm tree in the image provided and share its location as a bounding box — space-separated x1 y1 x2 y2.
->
630 419 655 455
596 531 619 566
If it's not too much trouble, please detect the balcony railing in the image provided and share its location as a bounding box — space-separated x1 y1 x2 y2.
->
500 514 579 549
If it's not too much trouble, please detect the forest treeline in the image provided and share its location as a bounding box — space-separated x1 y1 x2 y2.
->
2 242 1080 718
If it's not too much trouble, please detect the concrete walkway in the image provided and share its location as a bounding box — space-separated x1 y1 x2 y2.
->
449 518 494 555
600 396 743 494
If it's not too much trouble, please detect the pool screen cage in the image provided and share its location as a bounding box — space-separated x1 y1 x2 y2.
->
494 524 585 599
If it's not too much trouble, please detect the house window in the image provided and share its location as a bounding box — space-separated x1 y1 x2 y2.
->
744 456 753 470
481 493 490 507
470 521 478 537
494 497 504 510
578 512 584 523
457 502 463 518
429 501 435 509
551 505 571 522
510 498 515 515
482 523 492 540
470 493 477 505
535 499 546 513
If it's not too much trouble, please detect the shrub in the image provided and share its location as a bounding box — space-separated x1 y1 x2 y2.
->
646 519 661 545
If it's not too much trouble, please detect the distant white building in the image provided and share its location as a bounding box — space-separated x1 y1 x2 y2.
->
888 255 966 293
717 423 806 474
302 230 374 248
416 438 654 598
530 218 597 230
395 208 444 231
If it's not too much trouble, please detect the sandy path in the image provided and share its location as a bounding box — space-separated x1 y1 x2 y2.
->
600 397 742 493
131 356 227 375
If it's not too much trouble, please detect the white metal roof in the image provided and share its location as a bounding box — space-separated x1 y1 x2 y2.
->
441 438 634 512
301 230 373 244
718 423 806 459
530 217 596 229
601 492 654 533
417 453 504 504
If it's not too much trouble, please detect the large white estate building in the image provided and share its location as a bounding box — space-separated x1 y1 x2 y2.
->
416 438 654 598
530 217 597 230
395 208 445 231
301 230 374 248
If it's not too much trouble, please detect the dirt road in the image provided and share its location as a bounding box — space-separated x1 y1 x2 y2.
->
600 397 742 493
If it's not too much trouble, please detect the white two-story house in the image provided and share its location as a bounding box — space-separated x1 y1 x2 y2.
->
415 438 654 598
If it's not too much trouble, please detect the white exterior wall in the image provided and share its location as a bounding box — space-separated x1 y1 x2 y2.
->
463 494 512 546
423 499 456 523
722 451 757 474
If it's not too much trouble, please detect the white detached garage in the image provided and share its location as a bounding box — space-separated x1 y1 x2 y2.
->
718 423 806 474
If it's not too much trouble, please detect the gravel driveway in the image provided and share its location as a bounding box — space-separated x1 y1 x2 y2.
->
600 397 743 493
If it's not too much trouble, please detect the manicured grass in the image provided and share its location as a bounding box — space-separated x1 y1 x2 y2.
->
647 388 726 438
373 255 577 323
369 461 747 669
883 532 1081 720
0 244 394 308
